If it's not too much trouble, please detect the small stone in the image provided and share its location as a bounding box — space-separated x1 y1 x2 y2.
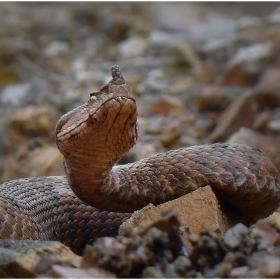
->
255 68 280 99
224 223 248 249
209 90 256 142
226 127 274 151
228 266 249 278
0 239 80 278
268 119 280 131
44 41 69 58
151 95 185 116
1 83 31 106
52 265 116 278
236 16 262 31
142 266 165 278
118 36 148 59
228 42 272 66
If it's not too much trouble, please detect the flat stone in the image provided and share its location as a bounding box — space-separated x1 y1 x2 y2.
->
208 90 256 142
120 185 232 236
226 127 274 151
0 239 81 278
52 265 116 278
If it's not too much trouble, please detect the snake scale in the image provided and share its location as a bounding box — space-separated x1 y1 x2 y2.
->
0 65 280 254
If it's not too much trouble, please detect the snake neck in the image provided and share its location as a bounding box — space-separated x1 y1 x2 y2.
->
56 66 138 209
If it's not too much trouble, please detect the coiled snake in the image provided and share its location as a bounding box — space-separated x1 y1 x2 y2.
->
0 66 280 254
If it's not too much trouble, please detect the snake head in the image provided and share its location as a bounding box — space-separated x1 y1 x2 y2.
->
55 66 138 165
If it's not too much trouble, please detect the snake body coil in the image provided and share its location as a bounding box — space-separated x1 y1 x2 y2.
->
0 66 280 254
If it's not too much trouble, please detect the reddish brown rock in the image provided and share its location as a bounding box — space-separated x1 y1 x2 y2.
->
120 185 232 236
208 90 256 142
226 127 274 151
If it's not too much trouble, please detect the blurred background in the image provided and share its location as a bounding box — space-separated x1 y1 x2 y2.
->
1 2 280 183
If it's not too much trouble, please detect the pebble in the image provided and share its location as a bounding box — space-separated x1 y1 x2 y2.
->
224 223 248 249
118 36 148 59
43 41 69 58
228 42 272 66
1 83 31 106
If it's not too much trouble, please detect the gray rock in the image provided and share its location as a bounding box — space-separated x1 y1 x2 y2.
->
44 41 69 58
236 16 262 30
228 42 272 66
224 223 248 249
1 83 31 106
118 36 148 59
268 119 280 131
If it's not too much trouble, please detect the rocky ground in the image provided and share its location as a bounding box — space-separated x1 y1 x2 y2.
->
1 2 280 278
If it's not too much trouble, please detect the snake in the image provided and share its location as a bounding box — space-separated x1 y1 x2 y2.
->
0 65 280 255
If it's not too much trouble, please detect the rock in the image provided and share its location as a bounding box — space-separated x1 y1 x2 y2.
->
196 86 237 111
265 211 280 229
188 20 236 42
208 90 256 142
255 68 280 102
228 266 249 278
250 220 280 249
228 42 272 66
118 36 148 59
192 60 221 83
236 16 262 31
268 119 280 131
120 186 232 236
82 211 182 278
159 122 181 147
247 254 280 278
226 127 274 151
1 83 31 106
200 37 237 63
44 41 69 58
218 64 259 86
1 144 64 183
4 105 60 152
265 143 280 172
52 265 116 278
265 8 280 24
151 94 185 116
167 41 200 67
224 223 248 249
0 239 81 278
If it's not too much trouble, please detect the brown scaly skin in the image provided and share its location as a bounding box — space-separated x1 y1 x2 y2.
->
57 66 280 218
0 66 280 255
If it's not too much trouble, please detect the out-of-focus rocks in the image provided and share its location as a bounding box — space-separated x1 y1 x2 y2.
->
82 211 182 278
3 106 60 153
226 127 274 150
52 265 116 278
228 42 273 67
268 119 280 131
44 41 70 58
151 94 185 116
223 223 249 249
255 68 280 103
209 90 255 142
196 85 243 111
118 36 148 59
120 186 232 236
1 144 64 183
0 239 81 278
218 64 260 86
236 16 262 30
265 143 280 172
0 84 31 106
